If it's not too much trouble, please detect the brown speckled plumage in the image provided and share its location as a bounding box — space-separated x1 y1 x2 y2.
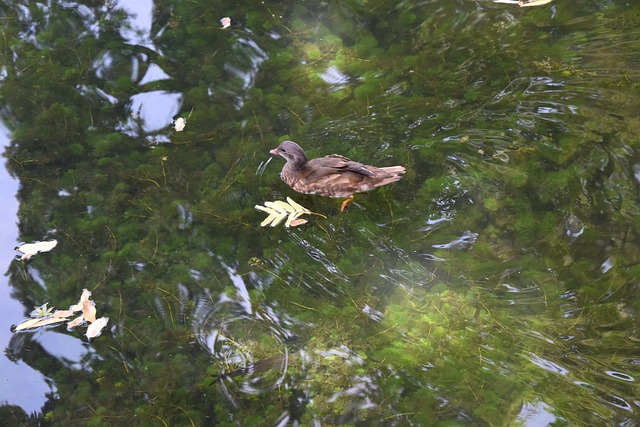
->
270 141 406 204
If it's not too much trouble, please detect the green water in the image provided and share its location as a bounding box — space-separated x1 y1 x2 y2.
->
1 0 640 425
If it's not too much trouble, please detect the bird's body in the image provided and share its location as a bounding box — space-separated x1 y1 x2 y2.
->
270 141 405 210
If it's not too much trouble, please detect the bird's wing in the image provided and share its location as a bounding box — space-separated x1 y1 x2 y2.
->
309 155 375 177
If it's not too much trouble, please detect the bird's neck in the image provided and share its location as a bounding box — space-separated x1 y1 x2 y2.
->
287 155 307 171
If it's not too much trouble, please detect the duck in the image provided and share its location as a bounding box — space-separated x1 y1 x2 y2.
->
270 140 406 212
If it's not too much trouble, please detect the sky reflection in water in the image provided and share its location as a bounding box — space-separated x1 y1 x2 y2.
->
0 124 51 413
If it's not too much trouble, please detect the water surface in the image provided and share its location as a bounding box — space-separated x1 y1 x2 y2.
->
1 0 640 425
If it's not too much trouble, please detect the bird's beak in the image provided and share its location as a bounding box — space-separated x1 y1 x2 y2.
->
269 148 280 155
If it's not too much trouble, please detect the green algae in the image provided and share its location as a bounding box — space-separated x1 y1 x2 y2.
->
2 0 640 426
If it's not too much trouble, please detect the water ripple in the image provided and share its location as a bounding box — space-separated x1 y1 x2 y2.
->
528 352 569 375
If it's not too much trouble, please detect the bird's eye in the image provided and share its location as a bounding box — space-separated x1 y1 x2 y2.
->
280 148 286 153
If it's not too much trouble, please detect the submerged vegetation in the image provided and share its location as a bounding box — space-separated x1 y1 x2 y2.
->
1 0 640 425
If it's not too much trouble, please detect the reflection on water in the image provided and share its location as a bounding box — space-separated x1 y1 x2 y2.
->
2 0 640 425
0 123 52 414
124 91 183 135
517 401 557 426
115 0 155 50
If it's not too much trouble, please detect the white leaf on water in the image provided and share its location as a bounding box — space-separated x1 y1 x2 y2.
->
86 317 109 339
69 288 92 311
53 309 75 318
492 0 553 6
174 117 186 131
14 318 43 331
67 315 85 329
15 316 66 331
15 239 58 260
31 317 67 328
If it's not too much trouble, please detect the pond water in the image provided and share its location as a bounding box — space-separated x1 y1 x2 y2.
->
1 0 640 425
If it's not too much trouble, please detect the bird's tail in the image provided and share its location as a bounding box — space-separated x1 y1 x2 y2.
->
376 166 406 186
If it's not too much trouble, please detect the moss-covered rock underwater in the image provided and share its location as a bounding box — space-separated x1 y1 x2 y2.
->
2 0 640 425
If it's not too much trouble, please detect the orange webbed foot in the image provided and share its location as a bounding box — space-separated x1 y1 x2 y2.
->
340 195 355 213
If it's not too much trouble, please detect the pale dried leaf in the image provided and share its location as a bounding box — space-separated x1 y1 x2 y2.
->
53 310 75 318
256 202 290 227
83 300 97 323
272 200 295 212
15 318 43 331
285 211 302 227
79 289 92 303
255 197 326 227
86 317 109 339
268 212 287 227
286 197 310 213
174 117 186 131
289 218 308 227
15 240 58 258
492 0 553 5
256 198 318 228
16 316 65 331
255 205 277 215
261 213 281 227
67 315 85 329
30 317 67 328
521 0 553 6
69 289 92 311
263 201 282 210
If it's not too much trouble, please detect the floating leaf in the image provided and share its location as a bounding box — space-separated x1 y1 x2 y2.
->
255 204 287 227
69 288 92 311
255 197 324 228
67 315 84 329
53 309 75 318
285 212 302 227
286 197 309 213
289 218 308 227
15 239 58 261
79 289 91 301
13 288 108 339
492 0 553 6
14 318 44 331
268 200 295 212
16 302 71 331
520 0 554 7
30 317 67 328
174 117 186 131
86 317 109 339
32 303 54 318
15 316 66 331
83 299 97 323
